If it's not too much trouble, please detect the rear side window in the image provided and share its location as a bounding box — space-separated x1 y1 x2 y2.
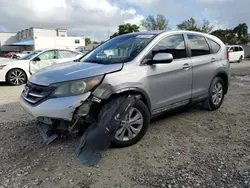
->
207 38 221 54
152 34 187 59
235 47 239 51
187 34 210 57
239 47 244 51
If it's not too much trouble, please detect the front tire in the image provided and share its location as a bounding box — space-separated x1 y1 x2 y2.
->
203 77 225 111
97 97 150 148
6 69 27 86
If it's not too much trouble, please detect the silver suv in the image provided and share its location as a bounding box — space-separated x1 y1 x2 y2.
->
20 30 230 147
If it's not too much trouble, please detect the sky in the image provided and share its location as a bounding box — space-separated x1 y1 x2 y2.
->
0 0 249 41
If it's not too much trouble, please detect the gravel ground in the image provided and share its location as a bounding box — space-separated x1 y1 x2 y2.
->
0 61 250 188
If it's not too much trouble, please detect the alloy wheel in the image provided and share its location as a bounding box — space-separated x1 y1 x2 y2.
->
9 70 26 85
115 107 144 142
212 82 223 105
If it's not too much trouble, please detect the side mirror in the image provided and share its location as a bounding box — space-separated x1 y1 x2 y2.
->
33 57 41 62
229 50 233 53
151 53 173 64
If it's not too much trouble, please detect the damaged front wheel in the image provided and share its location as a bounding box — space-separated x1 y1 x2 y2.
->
99 97 150 148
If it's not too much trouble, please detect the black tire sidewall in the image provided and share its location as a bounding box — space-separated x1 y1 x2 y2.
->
208 77 225 110
238 56 243 63
102 98 150 148
7 69 27 86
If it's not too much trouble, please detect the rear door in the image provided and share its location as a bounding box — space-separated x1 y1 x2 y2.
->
29 50 58 74
187 34 217 100
239 46 244 59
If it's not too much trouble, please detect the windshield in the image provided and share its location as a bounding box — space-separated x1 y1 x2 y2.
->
20 50 42 60
81 34 155 64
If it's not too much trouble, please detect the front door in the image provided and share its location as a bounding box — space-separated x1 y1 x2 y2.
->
144 34 192 113
29 50 58 74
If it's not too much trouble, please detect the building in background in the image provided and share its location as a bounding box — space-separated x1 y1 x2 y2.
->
0 27 85 52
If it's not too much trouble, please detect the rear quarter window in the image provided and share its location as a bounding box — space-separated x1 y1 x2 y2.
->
207 38 221 54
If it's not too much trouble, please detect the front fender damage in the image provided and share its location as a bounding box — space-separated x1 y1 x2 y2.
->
75 95 138 166
36 92 92 144
36 92 139 166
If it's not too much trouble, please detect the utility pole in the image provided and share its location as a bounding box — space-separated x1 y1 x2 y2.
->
108 29 110 39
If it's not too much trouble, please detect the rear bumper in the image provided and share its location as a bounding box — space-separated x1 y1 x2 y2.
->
20 92 91 121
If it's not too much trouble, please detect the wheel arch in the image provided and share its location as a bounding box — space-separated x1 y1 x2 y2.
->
214 71 229 94
5 68 28 82
98 88 152 113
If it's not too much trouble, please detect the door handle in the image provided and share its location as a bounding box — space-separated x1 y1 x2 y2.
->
211 58 216 62
182 63 191 70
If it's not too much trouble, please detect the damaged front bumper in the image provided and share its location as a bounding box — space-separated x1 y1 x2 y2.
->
20 92 91 121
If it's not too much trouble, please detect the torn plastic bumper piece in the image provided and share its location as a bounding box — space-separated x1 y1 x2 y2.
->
75 96 138 166
36 122 58 145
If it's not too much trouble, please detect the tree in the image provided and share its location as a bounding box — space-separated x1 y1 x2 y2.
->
177 17 214 33
177 17 200 32
201 19 214 33
211 29 237 44
85 38 91 45
140 14 170 30
110 23 140 39
234 23 248 40
211 23 250 44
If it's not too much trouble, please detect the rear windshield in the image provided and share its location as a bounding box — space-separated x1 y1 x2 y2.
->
21 50 42 60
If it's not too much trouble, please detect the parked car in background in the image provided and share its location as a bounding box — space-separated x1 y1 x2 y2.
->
12 51 32 59
20 30 230 147
2 52 16 58
227 45 244 63
0 49 83 86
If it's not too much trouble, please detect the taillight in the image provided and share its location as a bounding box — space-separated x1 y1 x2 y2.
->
226 51 229 60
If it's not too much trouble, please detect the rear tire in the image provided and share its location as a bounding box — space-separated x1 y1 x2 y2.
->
97 96 150 148
238 56 243 63
6 69 27 86
203 77 225 111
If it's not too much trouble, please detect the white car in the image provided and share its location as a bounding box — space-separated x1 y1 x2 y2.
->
12 51 32 59
0 49 83 86
227 45 244 63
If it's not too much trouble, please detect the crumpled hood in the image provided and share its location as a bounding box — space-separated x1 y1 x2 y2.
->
29 61 123 86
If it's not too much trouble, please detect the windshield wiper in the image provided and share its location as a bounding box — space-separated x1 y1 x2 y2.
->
84 59 104 64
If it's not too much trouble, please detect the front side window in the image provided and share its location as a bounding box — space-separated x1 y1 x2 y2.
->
150 34 187 59
229 47 235 52
187 34 210 57
207 38 221 54
37 50 57 60
81 34 155 64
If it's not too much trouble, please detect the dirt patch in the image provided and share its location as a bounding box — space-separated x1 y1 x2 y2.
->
0 64 250 187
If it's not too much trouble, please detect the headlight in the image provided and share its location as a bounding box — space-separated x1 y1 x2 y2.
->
51 75 103 97
0 65 6 70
